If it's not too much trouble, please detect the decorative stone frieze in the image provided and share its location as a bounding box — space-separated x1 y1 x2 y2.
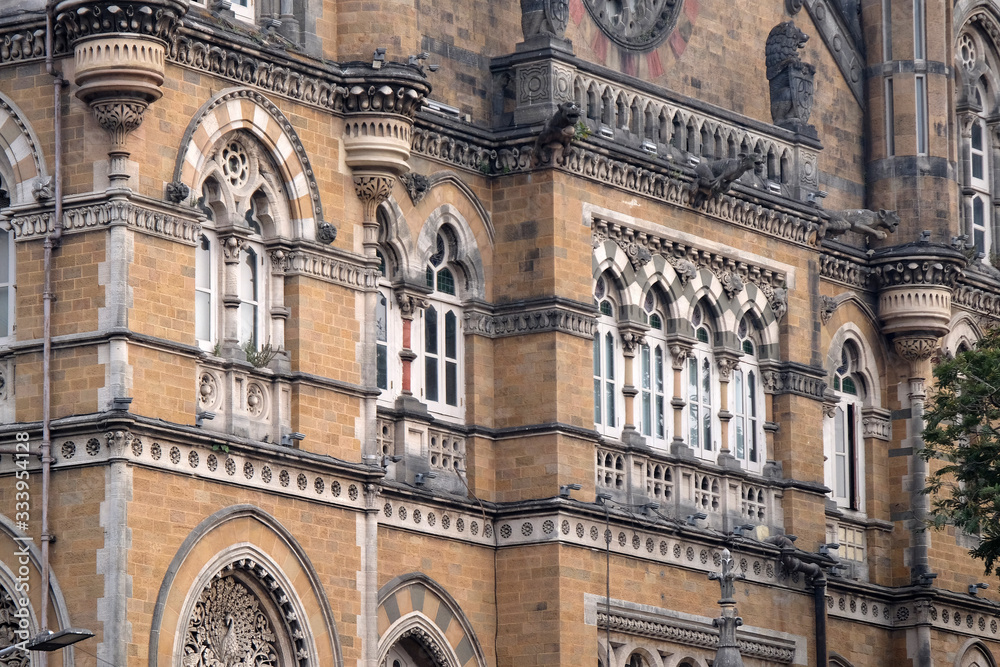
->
8 195 201 243
818 252 872 289
596 608 796 664
265 245 379 289
591 218 788 305
0 24 46 65
861 407 891 441
759 362 827 399
893 337 939 362
464 300 597 339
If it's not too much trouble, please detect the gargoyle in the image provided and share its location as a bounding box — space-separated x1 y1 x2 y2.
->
819 208 900 240
533 102 581 166
689 152 762 207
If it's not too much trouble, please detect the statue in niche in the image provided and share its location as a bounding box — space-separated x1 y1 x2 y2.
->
765 21 817 138
689 152 762 207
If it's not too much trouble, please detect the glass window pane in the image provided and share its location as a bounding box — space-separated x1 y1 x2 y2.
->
973 154 984 180
973 121 983 150
736 421 745 459
836 456 847 498
241 249 257 301
641 345 650 389
0 232 8 282
654 346 663 392
239 302 257 346
196 291 211 341
437 268 455 295
689 404 699 448
606 381 616 427
594 379 602 423
656 396 664 438
425 356 438 401
446 360 457 406
0 287 8 337
376 345 387 390
594 335 601 376
974 197 985 226
196 236 210 290
748 372 757 416
702 359 711 403
734 371 744 414
445 311 457 358
605 333 614 380
703 410 712 449
750 422 758 462
835 407 846 453
688 357 698 402
376 293 387 342
425 307 437 354
642 392 651 436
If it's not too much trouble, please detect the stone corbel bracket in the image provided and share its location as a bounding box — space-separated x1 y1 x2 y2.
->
788 0 864 107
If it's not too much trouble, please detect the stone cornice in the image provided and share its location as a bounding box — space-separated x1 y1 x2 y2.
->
168 20 429 117
0 19 46 66
4 192 202 243
412 125 826 248
759 360 827 399
596 607 797 664
274 242 381 290
463 297 597 339
819 250 873 289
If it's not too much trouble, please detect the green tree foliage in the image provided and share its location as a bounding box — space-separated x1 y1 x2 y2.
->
922 328 1000 576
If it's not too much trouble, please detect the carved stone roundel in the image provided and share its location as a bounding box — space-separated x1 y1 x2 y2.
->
583 0 682 51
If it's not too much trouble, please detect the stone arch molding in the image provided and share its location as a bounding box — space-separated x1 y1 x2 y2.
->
377 573 488 667
956 638 998 667
0 91 49 207
0 514 75 667
172 87 326 241
825 322 884 407
591 239 782 353
413 204 486 300
148 504 341 667
942 312 984 356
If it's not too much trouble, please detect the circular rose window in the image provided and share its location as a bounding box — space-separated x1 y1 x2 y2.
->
583 0 682 51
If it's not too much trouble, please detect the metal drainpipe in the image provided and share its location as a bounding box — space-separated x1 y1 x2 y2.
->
41 4 65 660
813 575 827 667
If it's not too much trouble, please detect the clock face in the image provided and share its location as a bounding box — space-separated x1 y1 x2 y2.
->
583 0 682 51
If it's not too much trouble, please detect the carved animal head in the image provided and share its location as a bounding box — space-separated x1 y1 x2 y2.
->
765 21 809 77
877 209 900 233
738 152 764 170
553 101 582 128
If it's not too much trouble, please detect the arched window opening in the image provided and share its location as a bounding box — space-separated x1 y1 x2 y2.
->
420 227 464 420
638 291 669 445
732 315 763 471
688 302 715 459
0 172 13 343
626 654 646 667
593 275 622 437
828 341 867 511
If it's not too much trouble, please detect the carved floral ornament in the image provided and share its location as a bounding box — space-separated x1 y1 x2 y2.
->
54 0 188 48
182 558 310 667
582 0 683 51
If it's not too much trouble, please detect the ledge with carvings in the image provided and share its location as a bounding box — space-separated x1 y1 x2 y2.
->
463 295 597 340
413 113 828 250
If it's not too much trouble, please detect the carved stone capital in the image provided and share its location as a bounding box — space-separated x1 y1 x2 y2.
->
104 429 134 456
395 290 429 320
363 482 382 509
269 249 288 273
894 337 939 362
960 111 978 139
221 235 247 263
619 329 645 357
820 295 839 325
669 342 692 371
92 99 148 148
353 174 395 223
716 355 741 382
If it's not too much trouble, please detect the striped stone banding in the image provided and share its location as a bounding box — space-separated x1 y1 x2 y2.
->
0 92 46 205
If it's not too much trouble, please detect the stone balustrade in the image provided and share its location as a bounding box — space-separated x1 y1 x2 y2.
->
596 444 784 532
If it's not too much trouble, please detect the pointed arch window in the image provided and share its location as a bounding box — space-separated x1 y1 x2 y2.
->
828 342 866 511
963 78 993 258
638 291 668 445
419 229 464 419
593 275 622 437
731 315 764 470
687 303 715 458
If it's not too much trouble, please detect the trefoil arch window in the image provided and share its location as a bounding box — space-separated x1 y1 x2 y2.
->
687 302 716 460
731 315 764 471
637 291 669 445
593 275 622 438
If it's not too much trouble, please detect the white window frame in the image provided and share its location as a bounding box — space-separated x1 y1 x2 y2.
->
0 229 14 344
230 0 255 23
195 230 218 352
686 306 718 463
238 242 265 349
731 317 765 472
636 293 670 447
593 276 623 439
825 344 867 512
375 285 402 404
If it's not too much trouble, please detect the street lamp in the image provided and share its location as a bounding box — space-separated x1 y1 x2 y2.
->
0 628 94 659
